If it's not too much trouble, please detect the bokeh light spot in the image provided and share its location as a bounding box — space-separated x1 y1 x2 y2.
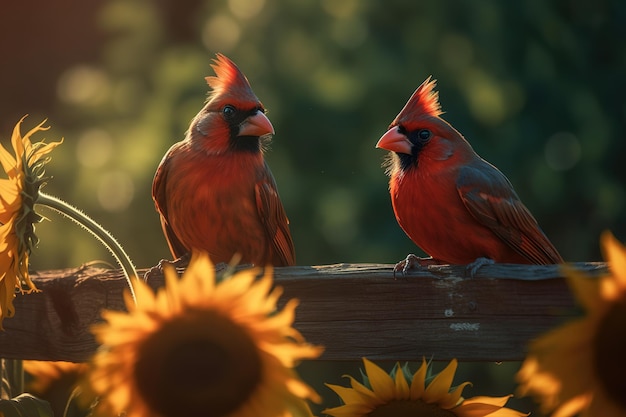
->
57 66 110 105
461 70 510 126
202 15 240 52
312 66 364 109
228 0 265 19
97 171 135 212
321 0 359 18
544 132 581 171
468 84 505 125
76 129 114 168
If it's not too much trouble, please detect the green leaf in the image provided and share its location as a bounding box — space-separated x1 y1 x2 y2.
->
0 394 53 417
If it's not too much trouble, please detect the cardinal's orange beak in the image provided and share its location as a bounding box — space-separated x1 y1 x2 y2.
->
238 111 275 137
376 126 412 155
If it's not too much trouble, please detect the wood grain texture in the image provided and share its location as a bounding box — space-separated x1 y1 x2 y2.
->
0 262 607 362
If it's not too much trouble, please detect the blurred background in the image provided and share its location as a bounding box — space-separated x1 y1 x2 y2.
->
1 0 625 414
1 0 624 270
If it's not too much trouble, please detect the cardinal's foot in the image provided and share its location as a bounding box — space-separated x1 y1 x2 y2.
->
143 252 191 281
465 257 495 277
393 254 441 278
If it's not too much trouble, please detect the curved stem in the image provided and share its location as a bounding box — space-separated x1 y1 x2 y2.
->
36 192 137 304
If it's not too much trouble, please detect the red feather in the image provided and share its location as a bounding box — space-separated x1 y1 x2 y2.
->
152 54 295 266
378 78 562 267
392 76 442 127
205 53 260 107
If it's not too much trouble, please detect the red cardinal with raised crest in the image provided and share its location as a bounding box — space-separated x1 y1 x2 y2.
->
152 54 295 266
377 77 562 273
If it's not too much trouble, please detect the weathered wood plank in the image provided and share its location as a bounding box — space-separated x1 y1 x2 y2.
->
0 262 607 362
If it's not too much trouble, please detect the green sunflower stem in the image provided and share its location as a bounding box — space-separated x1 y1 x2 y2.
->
36 192 138 304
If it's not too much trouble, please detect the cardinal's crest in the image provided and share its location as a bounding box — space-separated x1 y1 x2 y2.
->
205 53 260 105
393 76 442 125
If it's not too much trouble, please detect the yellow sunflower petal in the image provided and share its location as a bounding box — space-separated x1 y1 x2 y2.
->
600 231 626 298
0 273 16 320
257 341 323 368
281 393 317 417
10 116 28 163
0 177 20 200
154 284 171 312
0 115 62 328
20 118 50 152
163 264 183 312
18 250 37 293
283 371 321 403
410 357 428 400
344 375 379 401
551 393 591 417
423 359 457 404
325 383 370 405
217 268 258 304
517 318 596 414
180 252 216 304
85 252 321 417
0 217 14 236
261 272 284 311
393 362 410 400
440 381 472 409
96 309 146 331
247 267 274 302
454 399 529 417
0 239 11 257
132 278 157 311
11 115 28 150
107 383 133 413
254 298 298 333
534 327 595 395
0 143 17 175
363 358 396 402
562 266 603 314
27 139 64 166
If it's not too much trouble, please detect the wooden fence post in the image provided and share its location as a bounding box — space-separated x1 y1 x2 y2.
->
0 262 606 362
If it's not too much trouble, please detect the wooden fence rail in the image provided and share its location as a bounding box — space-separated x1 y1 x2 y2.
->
0 262 607 363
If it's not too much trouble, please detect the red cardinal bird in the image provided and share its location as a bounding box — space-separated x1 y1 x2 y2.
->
152 54 295 266
377 77 562 274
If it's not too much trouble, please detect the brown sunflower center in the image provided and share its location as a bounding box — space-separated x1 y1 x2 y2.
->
368 400 457 417
593 299 626 409
134 309 262 417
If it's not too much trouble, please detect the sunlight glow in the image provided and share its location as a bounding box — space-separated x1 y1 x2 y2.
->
76 129 114 168
97 171 134 212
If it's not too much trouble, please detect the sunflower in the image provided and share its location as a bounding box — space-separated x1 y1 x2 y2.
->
324 358 527 417
85 251 323 417
24 360 89 417
0 116 62 328
517 231 626 417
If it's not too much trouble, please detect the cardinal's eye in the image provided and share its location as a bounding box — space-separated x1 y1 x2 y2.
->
222 105 236 118
418 129 431 141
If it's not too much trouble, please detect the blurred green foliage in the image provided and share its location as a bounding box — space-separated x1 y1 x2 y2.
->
1 1 624 414
1 0 624 270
